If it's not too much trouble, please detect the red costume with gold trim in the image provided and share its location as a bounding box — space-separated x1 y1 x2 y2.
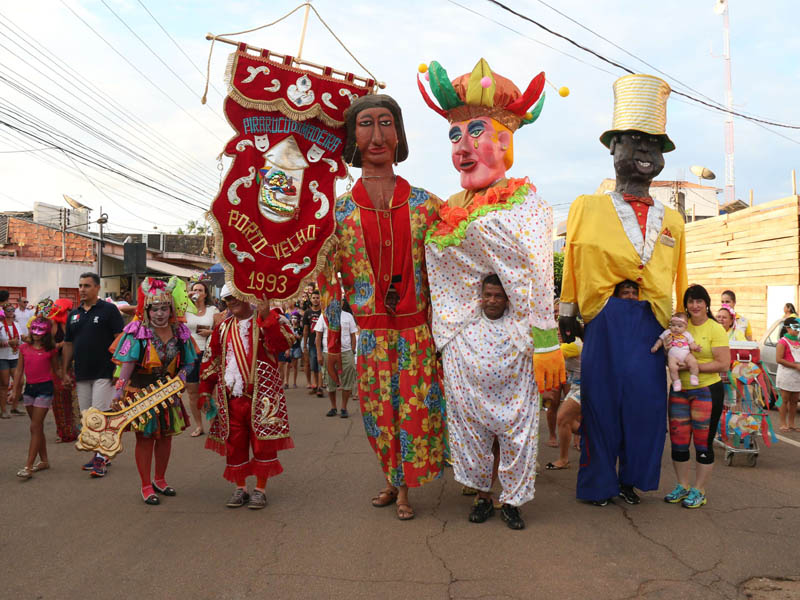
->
199 308 295 483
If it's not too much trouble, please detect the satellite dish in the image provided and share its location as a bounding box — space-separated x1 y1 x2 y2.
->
690 165 716 180
713 0 728 15
63 194 90 211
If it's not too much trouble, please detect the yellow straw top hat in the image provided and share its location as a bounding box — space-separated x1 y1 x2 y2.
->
600 74 675 152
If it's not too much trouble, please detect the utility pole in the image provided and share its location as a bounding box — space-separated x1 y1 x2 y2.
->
97 207 108 279
716 0 736 205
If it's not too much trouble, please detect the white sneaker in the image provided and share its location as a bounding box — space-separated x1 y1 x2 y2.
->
0 411 10 419
672 381 682 392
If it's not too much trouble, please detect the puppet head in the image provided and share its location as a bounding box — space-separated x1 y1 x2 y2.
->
418 58 545 190
343 94 409 169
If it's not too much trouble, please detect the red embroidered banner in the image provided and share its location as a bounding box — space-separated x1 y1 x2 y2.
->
209 46 374 300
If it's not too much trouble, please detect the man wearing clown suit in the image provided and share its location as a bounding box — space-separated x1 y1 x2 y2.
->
421 58 565 530
559 74 688 506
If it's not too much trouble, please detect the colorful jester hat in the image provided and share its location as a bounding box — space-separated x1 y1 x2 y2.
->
136 276 196 324
417 58 545 131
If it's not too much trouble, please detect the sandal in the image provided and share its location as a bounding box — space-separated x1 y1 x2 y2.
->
32 461 49 472
371 488 398 507
190 428 205 438
16 466 33 479
396 502 415 521
545 461 569 470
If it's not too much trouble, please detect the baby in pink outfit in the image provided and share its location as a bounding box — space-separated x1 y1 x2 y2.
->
651 312 701 391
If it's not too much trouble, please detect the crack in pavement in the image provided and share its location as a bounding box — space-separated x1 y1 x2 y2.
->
425 477 457 599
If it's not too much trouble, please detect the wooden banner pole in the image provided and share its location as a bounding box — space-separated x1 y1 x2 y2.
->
297 2 311 60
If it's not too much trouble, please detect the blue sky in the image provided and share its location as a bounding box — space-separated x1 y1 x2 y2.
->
1 0 798 233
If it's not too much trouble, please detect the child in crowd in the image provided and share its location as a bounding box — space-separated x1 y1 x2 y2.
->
651 312 701 391
284 313 303 388
13 317 61 479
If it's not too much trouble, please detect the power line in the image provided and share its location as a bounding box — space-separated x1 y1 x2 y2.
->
0 13 222 190
484 0 800 130
99 0 225 120
59 0 225 141
444 0 617 77
135 0 226 100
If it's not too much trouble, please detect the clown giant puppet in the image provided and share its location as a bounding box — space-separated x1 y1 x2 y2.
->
421 59 565 529
559 74 687 506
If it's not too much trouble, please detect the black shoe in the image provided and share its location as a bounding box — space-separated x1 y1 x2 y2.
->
468 497 495 523
591 498 610 507
142 490 160 505
340 409 348 418
152 481 177 496
226 488 250 508
500 504 525 530
618 485 641 505
325 408 338 417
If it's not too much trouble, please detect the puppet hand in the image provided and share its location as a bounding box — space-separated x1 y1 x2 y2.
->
558 315 578 344
534 348 566 392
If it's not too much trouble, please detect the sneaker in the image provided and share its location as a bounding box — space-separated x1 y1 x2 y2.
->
468 497 495 523
81 458 95 471
340 409 348 419
10 408 24 416
226 488 250 508
690 375 699 386
500 503 525 530
681 487 707 509
664 484 690 504
325 408 338 417
248 489 267 510
618 485 641 505
591 498 610 507
90 456 107 478
0 411 10 419
672 380 682 392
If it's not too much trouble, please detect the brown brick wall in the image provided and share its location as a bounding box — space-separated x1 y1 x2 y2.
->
3 217 95 264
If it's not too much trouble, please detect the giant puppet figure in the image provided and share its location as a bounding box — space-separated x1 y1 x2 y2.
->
319 94 445 521
420 58 565 529
559 74 688 505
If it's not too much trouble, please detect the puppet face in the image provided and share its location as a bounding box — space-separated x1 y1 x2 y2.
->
611 132 665 186
148 302 172 327
449 117 511 190
354 107 398 169
669 317 687 335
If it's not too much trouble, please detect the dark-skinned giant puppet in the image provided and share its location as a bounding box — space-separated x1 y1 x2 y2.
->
420 58 565 514
559 74 688 504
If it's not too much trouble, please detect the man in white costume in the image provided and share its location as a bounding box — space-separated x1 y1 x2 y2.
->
420 58 565 530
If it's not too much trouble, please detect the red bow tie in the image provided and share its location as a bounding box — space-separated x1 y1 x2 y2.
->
622 193 654 206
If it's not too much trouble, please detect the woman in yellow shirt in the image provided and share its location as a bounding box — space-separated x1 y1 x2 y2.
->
664 285 730 509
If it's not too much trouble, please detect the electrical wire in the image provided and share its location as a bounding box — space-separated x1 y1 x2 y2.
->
135 0 226 101
59 0 225 141
484 0 800 130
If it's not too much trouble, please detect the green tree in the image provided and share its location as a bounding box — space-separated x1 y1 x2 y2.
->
553 251 564 295
176 219 210 235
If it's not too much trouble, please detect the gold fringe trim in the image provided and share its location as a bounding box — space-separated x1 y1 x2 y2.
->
225 50 372 128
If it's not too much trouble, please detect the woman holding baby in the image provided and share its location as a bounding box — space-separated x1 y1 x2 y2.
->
662 284 730 510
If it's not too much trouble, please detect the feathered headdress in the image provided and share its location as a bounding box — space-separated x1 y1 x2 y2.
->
136 276 196 324
417 58 546 132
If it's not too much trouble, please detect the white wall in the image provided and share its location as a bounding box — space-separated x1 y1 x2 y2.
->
0 258 94 302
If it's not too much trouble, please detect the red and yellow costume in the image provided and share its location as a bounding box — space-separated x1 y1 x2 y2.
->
199 308 295 483
319 176 447 488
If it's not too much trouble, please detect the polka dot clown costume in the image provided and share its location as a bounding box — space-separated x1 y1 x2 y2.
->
420 58 564 509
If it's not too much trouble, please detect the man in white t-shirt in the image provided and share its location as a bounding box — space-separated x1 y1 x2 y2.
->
315 307 358 418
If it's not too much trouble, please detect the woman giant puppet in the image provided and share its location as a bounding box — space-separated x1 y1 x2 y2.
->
111 277 198 505
319 94 446 521
420 59 564 528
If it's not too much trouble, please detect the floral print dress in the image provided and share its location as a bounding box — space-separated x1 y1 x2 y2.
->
319 176 446 488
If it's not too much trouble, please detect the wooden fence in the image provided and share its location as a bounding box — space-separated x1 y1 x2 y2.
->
685 195 800 339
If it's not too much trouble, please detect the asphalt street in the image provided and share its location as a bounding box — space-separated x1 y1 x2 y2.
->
2 389 799 600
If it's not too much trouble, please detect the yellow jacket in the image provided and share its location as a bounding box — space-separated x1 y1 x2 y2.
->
560 192 687 328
